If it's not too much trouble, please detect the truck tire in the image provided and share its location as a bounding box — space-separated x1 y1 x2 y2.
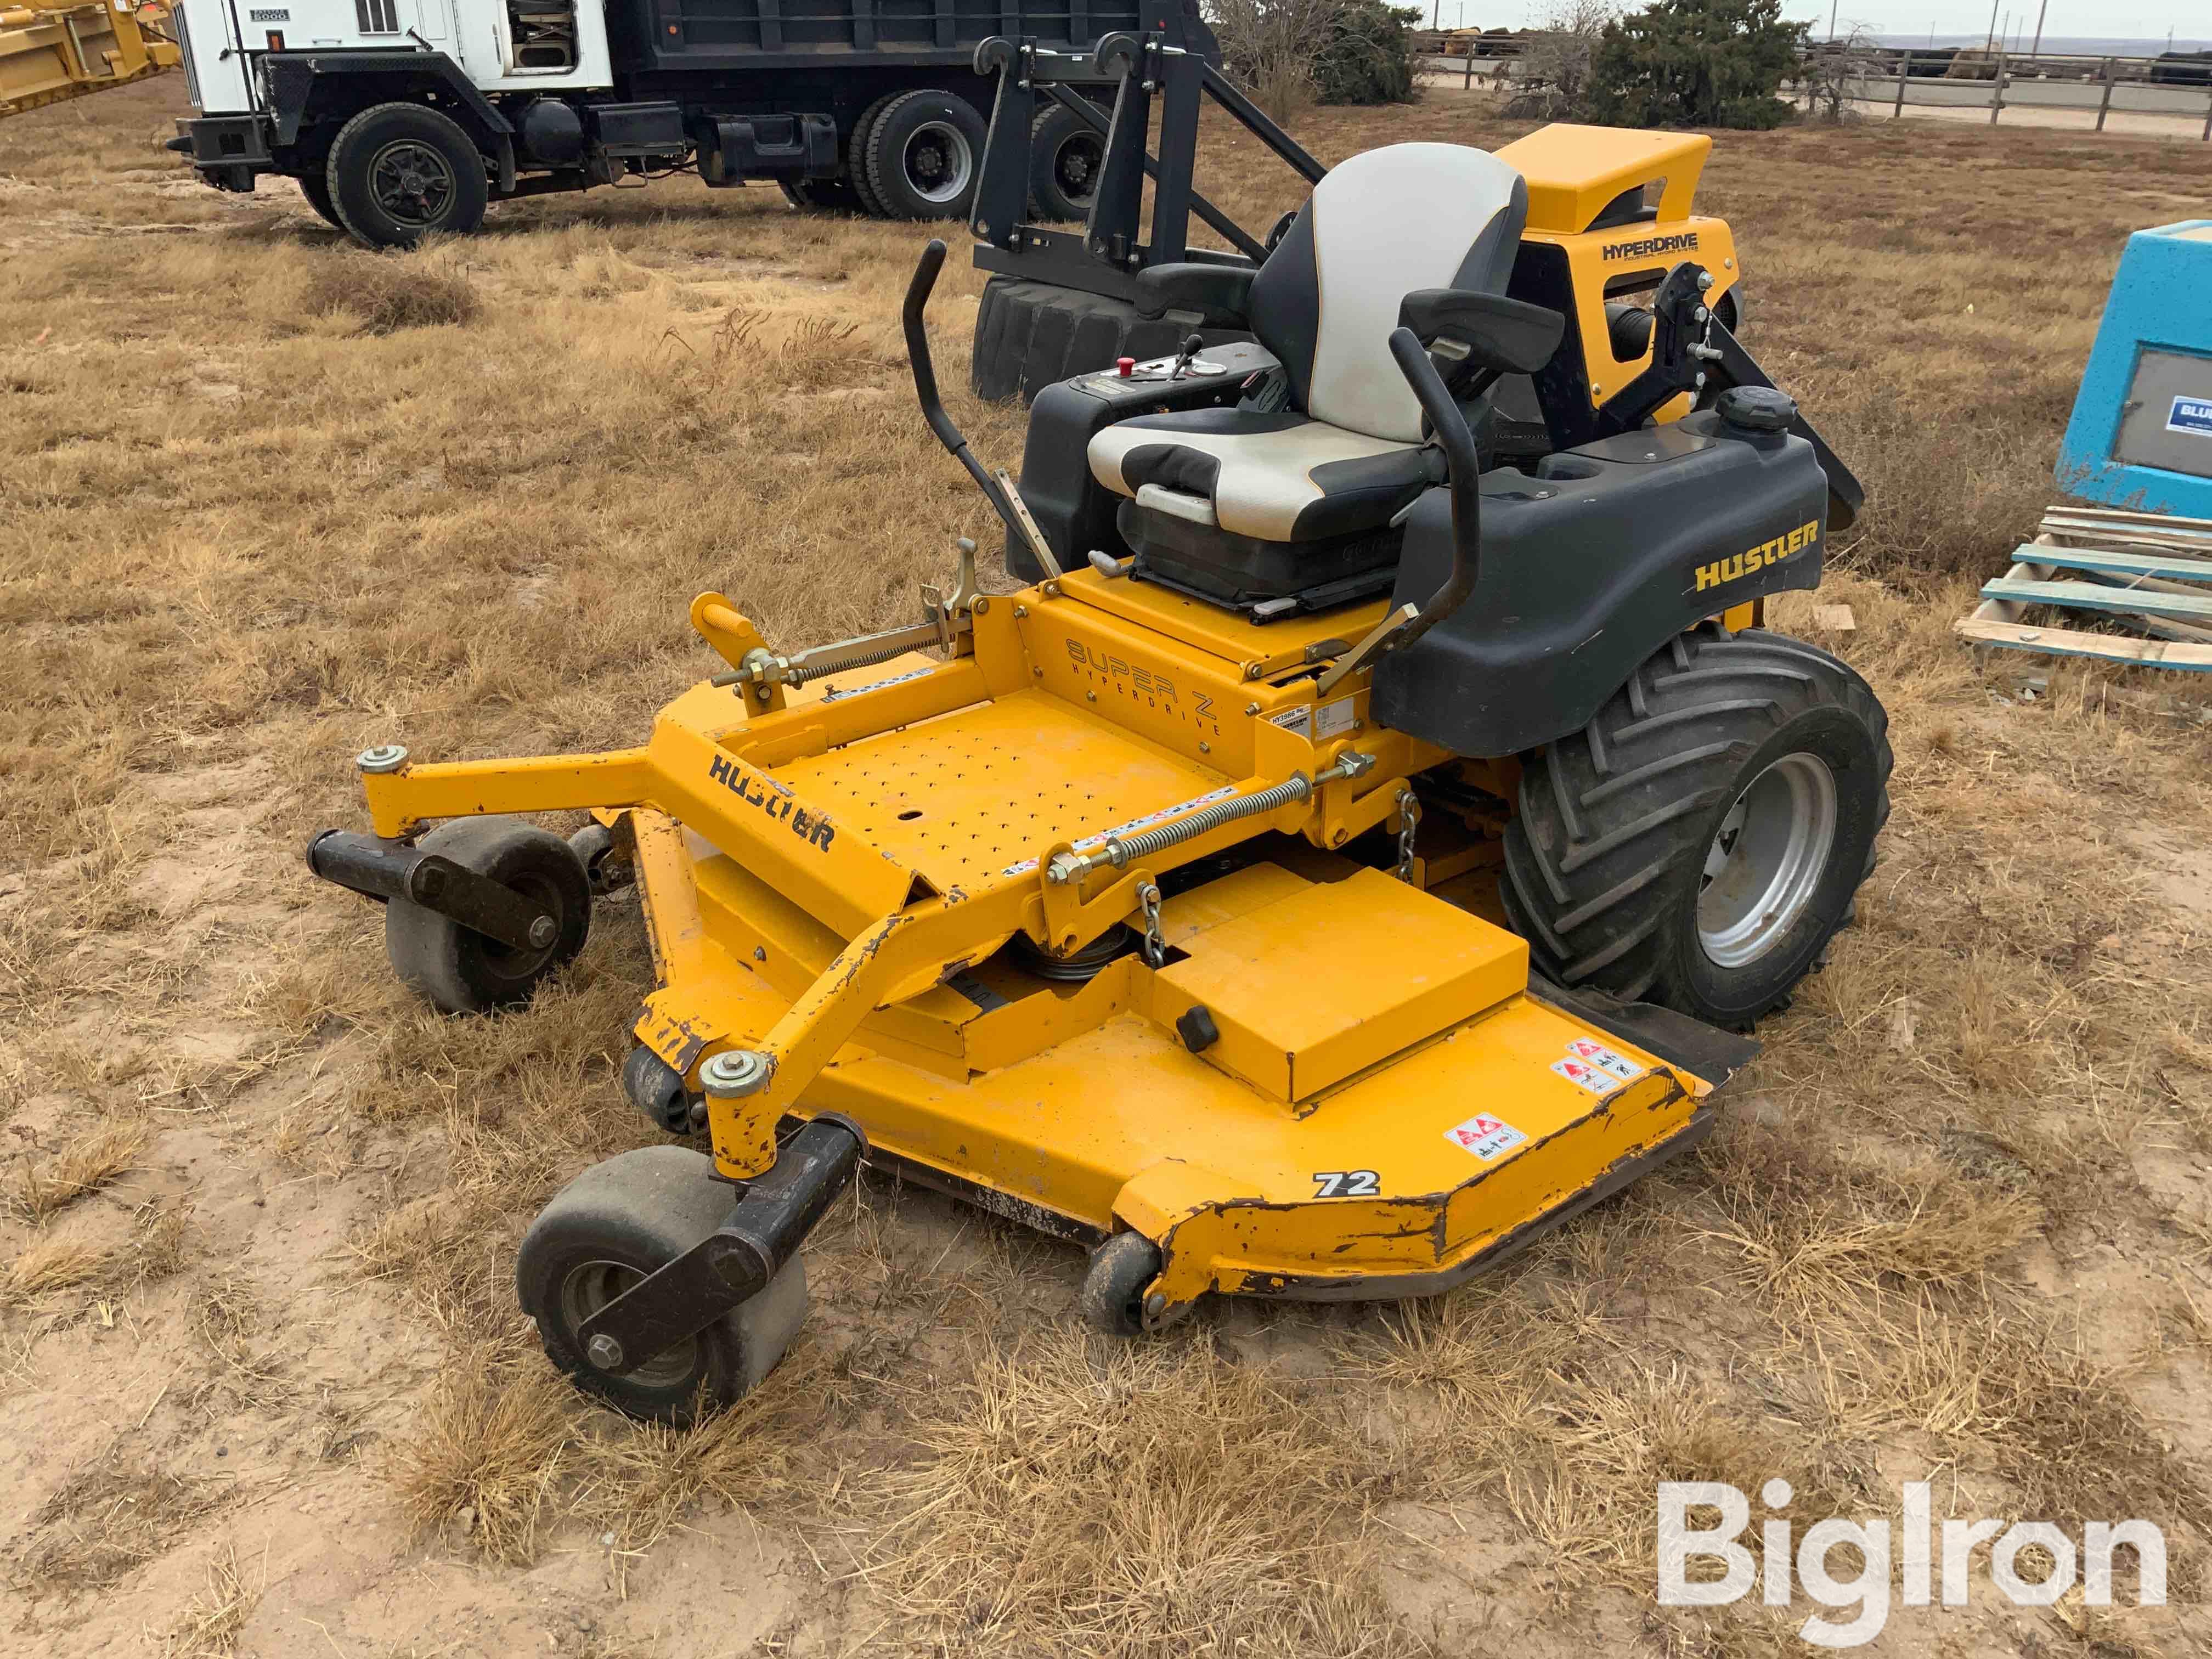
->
845 91 905 218
779 178 865 215
861 89 988 220
1029 101 1106 222
1500 626 1891 1031
326 102 490 249
298 167 345 230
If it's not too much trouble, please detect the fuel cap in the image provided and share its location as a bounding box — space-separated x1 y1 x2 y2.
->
1716 386 1797 433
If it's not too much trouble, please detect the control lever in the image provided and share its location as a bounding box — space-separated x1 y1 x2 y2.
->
1170 332 1205 379
904 239 1063 572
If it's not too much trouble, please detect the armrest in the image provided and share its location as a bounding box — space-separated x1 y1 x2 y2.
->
1397 289 1565 376
1133 263 1257 325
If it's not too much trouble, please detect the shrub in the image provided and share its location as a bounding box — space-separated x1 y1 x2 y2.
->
1586 0 1808 129
1314 2 1423 105
304 251 479 335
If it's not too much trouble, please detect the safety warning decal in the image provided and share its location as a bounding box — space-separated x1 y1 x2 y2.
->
1443 1113 1526 1160
1562 1037 1644 1083
1313 696 1358 739
2169 396 2212 437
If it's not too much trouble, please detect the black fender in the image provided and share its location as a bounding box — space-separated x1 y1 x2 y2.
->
1370 413 1833 758
263 51 515 183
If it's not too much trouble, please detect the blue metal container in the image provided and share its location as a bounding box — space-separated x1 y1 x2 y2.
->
2057 220 2212 521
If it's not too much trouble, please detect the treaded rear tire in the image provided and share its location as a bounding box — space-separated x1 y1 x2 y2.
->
1501 625 1891 1030
861 88 986 221
1028 101 1105 222
845 91 906 219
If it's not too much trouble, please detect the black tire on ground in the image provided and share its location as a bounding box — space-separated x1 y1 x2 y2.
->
516 1146 809 1425
778 177 867 214
969 275 1249 404
1079 1230 1163 1336
844 91 906 218
1501 625 1891 1030
326 101 489 249
384 816 590 1015
298 167 345 230
1028 101 1106 223
861 88 988 221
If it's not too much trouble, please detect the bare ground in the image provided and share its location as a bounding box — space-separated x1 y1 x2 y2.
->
5 74 2212 1658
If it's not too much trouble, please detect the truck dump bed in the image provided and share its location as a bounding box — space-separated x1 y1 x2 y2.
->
627 0 1150 69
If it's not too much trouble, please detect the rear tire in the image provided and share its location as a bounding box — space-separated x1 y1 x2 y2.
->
298 167 345 229
1028 101 1105 223
1501 625 1891 1030
516 1146 808 1426
861 89 987 221
326 101 489 249
778 177 866 215
845 91 905 219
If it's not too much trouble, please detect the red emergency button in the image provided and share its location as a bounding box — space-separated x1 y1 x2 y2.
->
1115 357 1135 377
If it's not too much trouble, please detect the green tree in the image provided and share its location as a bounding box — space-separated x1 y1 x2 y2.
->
1586 0 1807 129
1314 2 1423 106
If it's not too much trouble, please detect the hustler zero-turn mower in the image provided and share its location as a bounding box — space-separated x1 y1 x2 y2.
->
308 126 1890 1424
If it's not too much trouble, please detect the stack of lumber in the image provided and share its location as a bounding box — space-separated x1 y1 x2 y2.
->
1955 504 2212 672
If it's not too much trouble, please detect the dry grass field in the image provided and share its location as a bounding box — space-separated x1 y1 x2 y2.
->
6 74 2212 1658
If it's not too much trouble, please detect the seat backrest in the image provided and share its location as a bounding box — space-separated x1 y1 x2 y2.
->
1248 143 1527 444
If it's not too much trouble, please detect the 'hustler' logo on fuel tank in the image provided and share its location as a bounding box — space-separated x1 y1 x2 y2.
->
707 754 834 850
1695 520 1819 592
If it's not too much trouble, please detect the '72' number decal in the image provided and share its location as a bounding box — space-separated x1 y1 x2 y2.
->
1311 1169 1379 1198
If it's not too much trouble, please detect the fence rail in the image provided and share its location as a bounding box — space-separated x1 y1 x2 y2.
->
1413 44 2212 139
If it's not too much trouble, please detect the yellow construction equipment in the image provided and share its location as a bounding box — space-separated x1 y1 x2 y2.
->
1 1 177 119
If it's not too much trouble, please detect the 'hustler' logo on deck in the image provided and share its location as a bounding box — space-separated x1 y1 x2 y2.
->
1695 520 1819 592
1603 230 1699 262
708 754 834 850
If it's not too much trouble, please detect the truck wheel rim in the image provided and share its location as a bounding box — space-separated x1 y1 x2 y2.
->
1696 752 1837 969
1053 132 1102 204
369 138 457 228
902 121 973 205
561 1260 698 1389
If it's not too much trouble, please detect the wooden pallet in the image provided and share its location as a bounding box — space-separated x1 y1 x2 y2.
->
1954 505 2212 672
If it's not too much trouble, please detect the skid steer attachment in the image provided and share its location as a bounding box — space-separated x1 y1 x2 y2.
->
312 129 1888 1422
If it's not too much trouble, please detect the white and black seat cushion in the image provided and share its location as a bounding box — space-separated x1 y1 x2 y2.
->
1085 142 1528 589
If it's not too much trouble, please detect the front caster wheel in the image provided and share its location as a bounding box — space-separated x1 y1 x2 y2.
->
516 1146 809 1426
1080 1231 1163 1336
385 816 590 1014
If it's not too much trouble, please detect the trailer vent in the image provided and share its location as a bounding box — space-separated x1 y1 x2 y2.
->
355 0 399 33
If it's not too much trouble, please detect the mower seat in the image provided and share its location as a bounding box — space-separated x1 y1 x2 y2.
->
1088 141 1528 612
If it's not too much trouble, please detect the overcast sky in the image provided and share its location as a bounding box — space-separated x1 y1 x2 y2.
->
1436 1 2209 41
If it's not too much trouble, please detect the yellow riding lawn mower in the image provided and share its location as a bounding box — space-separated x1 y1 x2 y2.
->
309 125 1887 1424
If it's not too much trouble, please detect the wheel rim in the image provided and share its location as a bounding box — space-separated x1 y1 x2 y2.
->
1696 752 1838 968
560 1260 699 1389
368 137 458 228
901 120 974 205
1051 132 1103 205
475 870 562 986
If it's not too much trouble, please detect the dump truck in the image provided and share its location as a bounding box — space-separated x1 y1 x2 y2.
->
161 0 1203 247
1 1 177 117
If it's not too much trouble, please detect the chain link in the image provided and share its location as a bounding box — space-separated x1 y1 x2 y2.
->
1138 881 1166 967
1394 790 1422 885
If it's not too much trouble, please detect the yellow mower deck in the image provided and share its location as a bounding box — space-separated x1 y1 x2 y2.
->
357 567 1734 1321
